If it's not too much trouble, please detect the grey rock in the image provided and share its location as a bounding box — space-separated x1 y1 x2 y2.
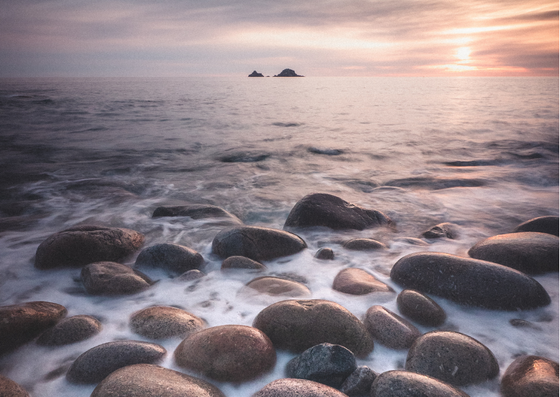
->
501 355 559 397
364 305 421 350
514 216 559 236
396 289 446 327
36 315 102 346
221 256 266 270
315 247 335 260
242 276 311 297
135 243 204 276
81 261 152 295
253 378 347 397
339 366 377 397
333 268 394 295
342 238 387 251
420 222 459 239
370 370 470 397
130 306 206 339
152 204 241 224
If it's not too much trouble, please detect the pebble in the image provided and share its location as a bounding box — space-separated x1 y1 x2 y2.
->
396 289 446 327
315 247 335 260
134 243 204 276
81 261 153 295
152 204 241 224
221 255 266 270
342 238 387 250
129 306 206 339
253 378 348 397
500 355 559 397
36 315 102 346
242 276 311 297
0 374 29 397
370 370 471 397
333 268 394 295
363 305 421 349
339 365 378 397
420 222 459 239
514 215 559 236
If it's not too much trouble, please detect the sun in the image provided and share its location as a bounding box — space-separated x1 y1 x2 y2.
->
455 47 471 61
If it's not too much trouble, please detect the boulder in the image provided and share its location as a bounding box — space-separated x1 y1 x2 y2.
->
0 374 29 397
66 340 166 384
396 289 446 327
253 378 347 397
0 301 67 355
221 256 266 271
273 68 304 77
81 262 153 295
35 225 144 269
211 226 307 261
286 343 357 388
333 268 394 295
315 247 335 260
174 325 276 382
178 269 205 281
514 216 559 236
152 204 241 224
370 370 470 397
501 355 559 397
36 315 102 346
130 306 206 339
364 305 421 350
135 243 204 276
405 331 499 386
342 238 387 250
420 222 459 239
390 252 551 310
242 276 311 297
248 71 265 77
284 193 392 230
252 299 373 358
468 232 559 274
91 364 225 397
339 366 377 397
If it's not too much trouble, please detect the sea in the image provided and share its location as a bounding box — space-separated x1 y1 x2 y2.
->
0 76 558 397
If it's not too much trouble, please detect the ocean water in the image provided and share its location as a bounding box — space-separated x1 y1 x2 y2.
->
0 76 557 397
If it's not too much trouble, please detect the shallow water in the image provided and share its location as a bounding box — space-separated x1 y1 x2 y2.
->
0 76 558 396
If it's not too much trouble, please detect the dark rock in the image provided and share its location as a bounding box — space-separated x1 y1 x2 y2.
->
130 306 206 339
212 226 307 261
339 366 377 397
394 237 430 246
135 243 204 276
384 176 485 190
174 325 276 382
81 262 153 295
242 276 311 297
405 330 499 386
396 289 446 327
252 299 373 358
509 319 541 330
501 355 559 397
221 255 266 271
249 71 265 77
421 222 459 239
286 343 357 388
332 268 394 295
0 301 67 355
274 68 304 77
284 193 393 230
178 269 205 281
0 374 29 397
219 152 270 163
315 247 335 260
342 238 387 250
66 340 166 384
364 305 421 350
308 147 344 155
91 364 225 397
468 232 559 274
390 252 551 310
152 204 241 224
36 315 102 346
35 225 144 269
514 216 559 236
370 370 470 397
253 378 347 397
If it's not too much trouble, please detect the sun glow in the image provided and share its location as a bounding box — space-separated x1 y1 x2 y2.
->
455 47 471 61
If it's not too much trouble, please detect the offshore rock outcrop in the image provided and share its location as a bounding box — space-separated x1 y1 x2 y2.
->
274 68 304 77
248 70 264 77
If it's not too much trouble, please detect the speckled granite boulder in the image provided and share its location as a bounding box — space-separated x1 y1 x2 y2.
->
501 355 559 397
35 225 144 269
405 331 499 386
66 340 166 384
468 232 559 274
420 222 459 239
135 243 204 276
253 299 373 358
342 238 387 250
0 374 29 397
0 301 67 355
253 378 348 397
514 216 559 236
396 289 446 327
81 262 153 295
364 305 421 349
340 366 377 397
152 204 241 224
91 364 225 397
315 247 335 260
370 370 470 397
333 268 394 295
221 256 266 270
130 306 206 339
36 315 102 346
242 276 311 297
174 325 276 382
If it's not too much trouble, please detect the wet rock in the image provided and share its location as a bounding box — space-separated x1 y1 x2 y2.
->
384 176 485 190
0 374 29 397
135 243 204 276
221 255 266 271
81 262 153 295
274 68 304 77
342 238 387 250
501 355 559 397
308 147 344 156
91 364 225 397
248 70 264 77
253 378 347 397
130 306 206 339
333 268 394 295
394 237 430 246
364 305 421 350
212 226 307 261
396 289 446 327
405 330 499 386
35 225 144 269
509 319 541 330
252 299 373 358
420 222 459 239
152 204 241 224
468 232 559 274
370 370 470 397
340 365 377 397
286 343 357 388
36 315 102 346
284 193 393 230
514 215 559 236
178 269 206 281
219 152 270 163
174 325 276 382
67 340 166 384
315 247 335 260
390 252 551 310
242 276 311 297
0 301 67 355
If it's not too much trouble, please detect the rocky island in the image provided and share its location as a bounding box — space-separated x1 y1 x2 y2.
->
248 71 264 77
274 68 304 77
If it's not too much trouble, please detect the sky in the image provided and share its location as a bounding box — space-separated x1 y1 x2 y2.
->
0 0 558 77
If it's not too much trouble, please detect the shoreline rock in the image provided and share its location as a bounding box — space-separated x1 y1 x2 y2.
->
273 68 304 77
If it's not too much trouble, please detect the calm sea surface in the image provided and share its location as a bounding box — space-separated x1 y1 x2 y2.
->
0 77 558 396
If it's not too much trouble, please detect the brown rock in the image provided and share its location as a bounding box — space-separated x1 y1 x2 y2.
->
421 222 459 239
501 355 559 397
221 256 266 271
370 370 470 397
253 378 347 397
81 261 152 295
0 374 29 397
514 216 559 236
333 268 394 295
130 306 206 339
315 247 335 260
242 276 311 297
342 238 387 250
396 289 446 327
134 243 204 276
364 305 421 349
36 315 102 346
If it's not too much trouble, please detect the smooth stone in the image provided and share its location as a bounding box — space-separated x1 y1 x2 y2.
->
178 269 206 281
252 299 373 358
393 237 430 246
406 331 499 386
364 305 421 350
308 147 344 156
66 340 166 384
396 289 446 327
390 252 551 310
370 370 470 397
286 343 357 388
135 243 204 276
219 152 270 163
420 222 459 239
253 378 347 397
0 301 67 355
243 276 311 297
211 226 307 261
221 255 266 270
284 193 393 230
315 247 335 260
333 268 394 295
36 315 102 346
91 364 225 397
130 306 206 339
514 216 559 236
35 225 144 269
339 365 377 397
0 374 29 397
342 238 387 250
501 355 559 397
81 261 153 295
174 325 276 382
468 232 559 274
152 204 241 223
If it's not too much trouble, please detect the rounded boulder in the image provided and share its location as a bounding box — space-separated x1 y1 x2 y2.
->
501 355 559 397
342 238 387 251
364 305 421 350
130 306 206 339
333 268 394 295
221 256 266 271
396 289 446 327
514 216 559 236
340 365 377 397
36 315 102 346
253 378 348 397
370 370 470 397
135 243 204 276
81 261 153 295
0 374 29 397
242 276 311 298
